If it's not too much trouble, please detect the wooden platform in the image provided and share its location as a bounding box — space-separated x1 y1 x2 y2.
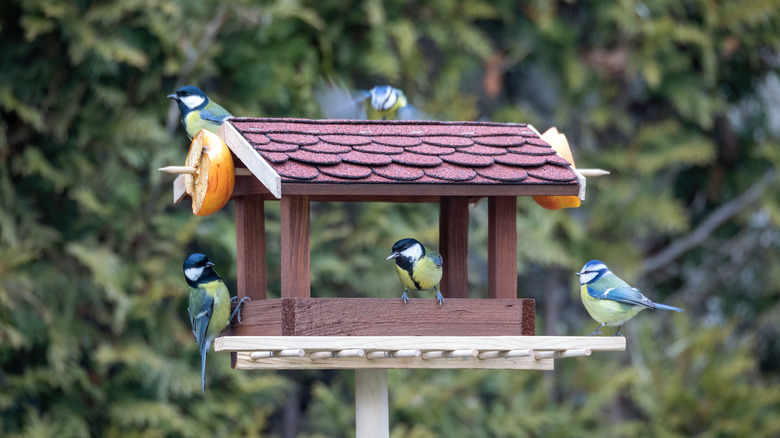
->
223 297 535 337
215 335 626 370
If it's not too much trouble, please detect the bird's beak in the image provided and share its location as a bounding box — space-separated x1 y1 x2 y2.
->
575 272 581 276
167 93 178 100
206 262 215 267
386 252 400 260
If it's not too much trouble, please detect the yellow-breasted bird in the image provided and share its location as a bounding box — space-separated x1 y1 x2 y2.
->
316 79 428 121
168 85 233 139
387 238 444 306
183 253 249 393
577 260 683 336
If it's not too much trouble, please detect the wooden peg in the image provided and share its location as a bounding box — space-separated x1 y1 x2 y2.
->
335 349 365 358
250 349 305 360
577 169 610 177
534 348 592 360
505 349 534 358
309 351 334 360
159 165 197 175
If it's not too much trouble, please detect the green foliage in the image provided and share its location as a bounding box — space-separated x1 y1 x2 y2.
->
1 0 779 436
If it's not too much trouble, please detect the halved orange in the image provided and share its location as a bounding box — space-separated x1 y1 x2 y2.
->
184 130 235 216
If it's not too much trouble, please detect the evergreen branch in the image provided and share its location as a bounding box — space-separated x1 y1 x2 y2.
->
639 168 777 276
165 5 230 136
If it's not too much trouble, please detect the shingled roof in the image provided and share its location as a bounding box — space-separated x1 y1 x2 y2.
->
220 118 584 199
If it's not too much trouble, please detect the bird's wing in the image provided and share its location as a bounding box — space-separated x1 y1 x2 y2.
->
397 104 431 121
190 291 215 348
200 106 232 124
429 251 443 268
587 286 655 309
315 79 368 119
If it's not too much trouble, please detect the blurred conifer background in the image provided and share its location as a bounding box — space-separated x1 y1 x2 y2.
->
1 0 779 436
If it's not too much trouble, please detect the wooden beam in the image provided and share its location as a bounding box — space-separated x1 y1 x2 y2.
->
281 195 310 298
223 299 283 336
235 195 266 300
218 122 282 198
488 196 518 299
355 369 389 438
224 298 534 336
280 182 579 198
439 197 469 298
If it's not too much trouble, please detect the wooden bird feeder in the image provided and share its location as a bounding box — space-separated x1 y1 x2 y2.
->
168 118 623 437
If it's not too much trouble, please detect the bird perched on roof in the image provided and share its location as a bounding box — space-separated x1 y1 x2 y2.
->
387 238 444 306
168 85 233 139
316 79 428 121
577 260 683 336
183 253 249 393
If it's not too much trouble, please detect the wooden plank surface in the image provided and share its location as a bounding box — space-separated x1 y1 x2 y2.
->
226 298 533 336
439 197 470 298
280 195 310 298
223 299 283 336
235 195 266 300
488 196 518 299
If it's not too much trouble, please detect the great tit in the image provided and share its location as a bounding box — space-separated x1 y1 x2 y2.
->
387 238 444 306
316 80 427 120
183 253 249 393
577 260 683 336
168 85 233 139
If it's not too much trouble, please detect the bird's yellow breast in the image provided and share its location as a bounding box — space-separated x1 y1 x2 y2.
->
395 256 442 291
203 280 231 337
580 285 645 326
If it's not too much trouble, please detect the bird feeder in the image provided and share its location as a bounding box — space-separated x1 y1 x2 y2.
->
168 118 623 437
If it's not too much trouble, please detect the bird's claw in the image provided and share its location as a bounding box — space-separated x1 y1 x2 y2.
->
588 330 603 336
401 291 409 304
435 289 445 307
229 297 251 325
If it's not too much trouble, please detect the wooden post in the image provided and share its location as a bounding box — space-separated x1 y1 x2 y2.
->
488 196 517 299
281 195 310 298
355 369 389 438
439 196 469 298
235 195 266 300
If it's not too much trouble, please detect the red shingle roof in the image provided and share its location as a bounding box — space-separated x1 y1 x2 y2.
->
226 118 579 188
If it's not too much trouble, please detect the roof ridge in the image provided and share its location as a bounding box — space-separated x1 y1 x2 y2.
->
231 117 529 128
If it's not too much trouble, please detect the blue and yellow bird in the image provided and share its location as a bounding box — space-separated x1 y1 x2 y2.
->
183 253 249 393
387 238 444 306
362 85 425 120
577 260 683 336
316 79 428 121
168 85 233 139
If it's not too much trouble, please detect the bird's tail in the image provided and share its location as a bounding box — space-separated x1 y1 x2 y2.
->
200 337 213 394
654 303 684 312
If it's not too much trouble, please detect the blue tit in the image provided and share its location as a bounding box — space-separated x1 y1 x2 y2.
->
387 238 444 306
183 253 249 393
316 79 428 120
363 85 427 121
577 260 683 336
168 85 233 139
